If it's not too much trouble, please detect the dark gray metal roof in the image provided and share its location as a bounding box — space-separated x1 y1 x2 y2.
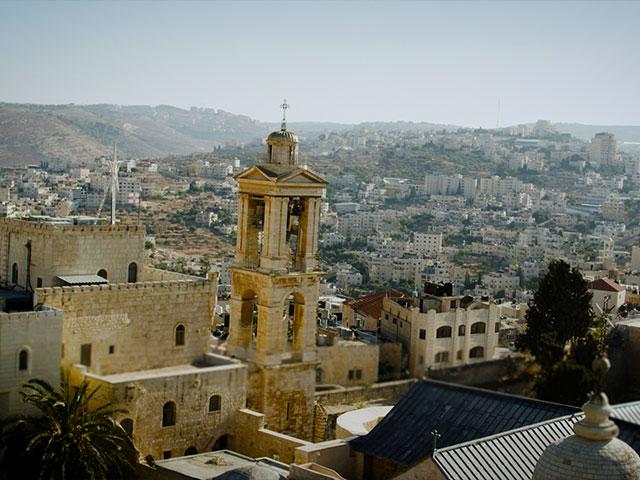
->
349 380 579 466
432 406 640 480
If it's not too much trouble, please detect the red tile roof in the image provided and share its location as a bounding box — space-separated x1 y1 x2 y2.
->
346 289 405 319
589 277 625 293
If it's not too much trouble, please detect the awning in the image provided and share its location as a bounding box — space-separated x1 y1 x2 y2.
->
56 275 109 286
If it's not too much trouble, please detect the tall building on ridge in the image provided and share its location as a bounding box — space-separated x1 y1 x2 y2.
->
226 102 327 439
589 132 617 166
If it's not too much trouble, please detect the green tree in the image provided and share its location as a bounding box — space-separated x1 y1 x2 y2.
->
517 260 593 366
0 378 138 480
517 260 599 405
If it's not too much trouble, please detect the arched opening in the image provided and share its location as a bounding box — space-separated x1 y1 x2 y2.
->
470 322 486 334
239 290 259 348
436 326 452 338
11 263 18 284
212 435 228 451
18 349 29 371
458 325 466 336
286 198 304 267
434 351 449 363
162 401 176 427
282 291 305 355
120 418 134 436
208 394 221 412
175 325 185 346
469 346 485 359
97 269 108 280
127 262 137 283
185 447 198 456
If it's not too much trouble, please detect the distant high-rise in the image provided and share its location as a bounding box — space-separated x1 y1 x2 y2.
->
589 132 617 166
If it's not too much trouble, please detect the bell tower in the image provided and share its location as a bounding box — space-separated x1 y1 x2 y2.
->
227 101 326 439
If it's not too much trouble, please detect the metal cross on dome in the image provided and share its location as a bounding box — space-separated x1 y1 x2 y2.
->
280 99 289 131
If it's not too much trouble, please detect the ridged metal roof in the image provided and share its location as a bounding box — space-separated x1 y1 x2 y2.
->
432 403 640 480
349 380 579 466
612 400 640 426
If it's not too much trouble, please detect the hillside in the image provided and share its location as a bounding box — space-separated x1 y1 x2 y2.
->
0 103 271 166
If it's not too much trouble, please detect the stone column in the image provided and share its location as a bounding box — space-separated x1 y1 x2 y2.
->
298 197 321 272
260 196 289 272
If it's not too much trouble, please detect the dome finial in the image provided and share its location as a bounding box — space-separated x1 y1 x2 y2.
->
280 98 289 131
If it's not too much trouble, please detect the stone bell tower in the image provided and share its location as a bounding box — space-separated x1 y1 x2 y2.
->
227 101 326 439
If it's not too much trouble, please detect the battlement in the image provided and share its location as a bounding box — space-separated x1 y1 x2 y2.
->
35 277 212 298
0 217 145 236
0 307 62 321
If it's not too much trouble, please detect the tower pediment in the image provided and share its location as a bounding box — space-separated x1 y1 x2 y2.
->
235 165 327 186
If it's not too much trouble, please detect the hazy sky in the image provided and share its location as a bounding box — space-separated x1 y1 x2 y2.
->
1 1 639 127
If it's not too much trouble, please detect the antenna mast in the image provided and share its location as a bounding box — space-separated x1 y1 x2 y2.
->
110 144 119 225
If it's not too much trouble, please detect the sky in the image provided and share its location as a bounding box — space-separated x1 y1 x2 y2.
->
1 1 639 127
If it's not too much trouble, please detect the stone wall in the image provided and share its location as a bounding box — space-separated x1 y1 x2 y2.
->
0 308 63 418
315 379 417 407
234 408 311 464
35 277 217 375
0 218 144 288
426 355 528 387
74 354 247 460
294 440 353 479
316 340 379 387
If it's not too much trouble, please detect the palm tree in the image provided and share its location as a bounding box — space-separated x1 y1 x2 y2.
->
0 378 138 480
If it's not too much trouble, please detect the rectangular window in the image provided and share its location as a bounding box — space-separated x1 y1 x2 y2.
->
419 329 426 340
109 345 115 354
392 318 397 325
36 278 42 288
356 369 362 380
495 322 500 333
163 451 172 460
80 344 92 367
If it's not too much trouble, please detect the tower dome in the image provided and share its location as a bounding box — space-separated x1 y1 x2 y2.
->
265 99 299 166
532 359 640 480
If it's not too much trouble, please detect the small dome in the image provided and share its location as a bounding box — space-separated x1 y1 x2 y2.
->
215 464 283 480
532 436 640 479
533 390 640 480
267 130 298 143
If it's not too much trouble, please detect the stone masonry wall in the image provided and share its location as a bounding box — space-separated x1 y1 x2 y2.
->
316 341 379 387
0 308 63 418
0 218 144 288
35 278 216 375
78 359 247 460
315 379 417 407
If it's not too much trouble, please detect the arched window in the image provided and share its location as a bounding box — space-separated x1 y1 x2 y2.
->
127 262 137 283
436 326 452 338
97 269 108 280
185 447 198 456
458 325 466 336
162 401 176 427
209 395 221 412
18 349 29 371
120 418 134 436
470 322 486 334
469 346 485 359
434 351 449 363
175 324 185 346
11 263 18 284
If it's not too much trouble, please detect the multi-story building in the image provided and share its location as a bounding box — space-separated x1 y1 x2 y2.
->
380 282 500 376
413 232 443 255
589 132 617 166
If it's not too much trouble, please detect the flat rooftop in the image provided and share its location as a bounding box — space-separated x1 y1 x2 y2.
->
155 450 289 479
84 355 243 383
